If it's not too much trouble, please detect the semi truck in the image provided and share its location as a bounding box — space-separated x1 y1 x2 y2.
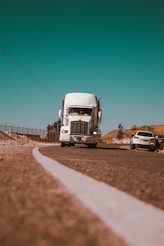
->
58 92 102 147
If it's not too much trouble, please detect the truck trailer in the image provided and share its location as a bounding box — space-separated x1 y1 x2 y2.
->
59 92 102 147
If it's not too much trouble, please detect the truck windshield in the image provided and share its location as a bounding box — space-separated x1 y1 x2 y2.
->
69 107 92 116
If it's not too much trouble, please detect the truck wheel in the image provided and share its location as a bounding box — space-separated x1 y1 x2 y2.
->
130 144 135 150
87 144 97 148
61 142 66 147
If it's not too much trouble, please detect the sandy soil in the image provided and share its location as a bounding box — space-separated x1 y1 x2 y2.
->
0 145 127 246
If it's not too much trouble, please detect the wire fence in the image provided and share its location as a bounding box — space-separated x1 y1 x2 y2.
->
0 124 60 146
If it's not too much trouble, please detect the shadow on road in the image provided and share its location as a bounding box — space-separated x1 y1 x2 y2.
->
97 143 129 150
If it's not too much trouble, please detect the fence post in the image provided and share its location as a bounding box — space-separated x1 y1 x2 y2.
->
10 125 12 145
5 124 6 145
22 127 24 145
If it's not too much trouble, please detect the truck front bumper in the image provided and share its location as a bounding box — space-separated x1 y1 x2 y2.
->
70 135 99 144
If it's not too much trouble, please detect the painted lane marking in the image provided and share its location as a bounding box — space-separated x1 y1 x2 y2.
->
33 147 164 246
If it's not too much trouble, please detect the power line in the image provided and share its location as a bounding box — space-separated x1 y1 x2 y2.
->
0 45 54 96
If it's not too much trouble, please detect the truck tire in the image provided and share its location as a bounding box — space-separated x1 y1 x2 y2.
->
130 144 135 150
87 144 97 148
61 142 66 147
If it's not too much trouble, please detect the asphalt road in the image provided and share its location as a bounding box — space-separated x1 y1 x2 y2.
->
39 144 164 210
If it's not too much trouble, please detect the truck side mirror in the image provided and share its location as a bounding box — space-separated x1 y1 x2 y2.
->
58 109 62 118
98 111 102 120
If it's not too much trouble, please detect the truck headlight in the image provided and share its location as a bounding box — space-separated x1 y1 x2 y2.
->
62 130 68 133
93 131 98 135
90 128 99 135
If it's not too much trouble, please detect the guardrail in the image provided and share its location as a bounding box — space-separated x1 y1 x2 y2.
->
0 124 60 145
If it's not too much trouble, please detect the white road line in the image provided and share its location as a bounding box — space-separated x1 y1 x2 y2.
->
33 147 164 246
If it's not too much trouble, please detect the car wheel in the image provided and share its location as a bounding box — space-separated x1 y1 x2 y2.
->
160 142 164 150
149 147 155 152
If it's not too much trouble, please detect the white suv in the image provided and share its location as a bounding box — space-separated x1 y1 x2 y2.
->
130 130 156 152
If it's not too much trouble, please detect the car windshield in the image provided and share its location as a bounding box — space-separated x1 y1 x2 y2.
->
69 107 92 116
137 132 153 137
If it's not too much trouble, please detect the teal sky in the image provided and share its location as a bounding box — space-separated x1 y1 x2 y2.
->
0 0 164 134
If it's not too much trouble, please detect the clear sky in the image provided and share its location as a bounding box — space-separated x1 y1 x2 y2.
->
0 0 164 135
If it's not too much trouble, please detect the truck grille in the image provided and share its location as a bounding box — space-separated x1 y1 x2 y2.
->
71 121 88 135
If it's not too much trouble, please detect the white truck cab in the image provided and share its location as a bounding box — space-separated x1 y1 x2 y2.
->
59 92 102 147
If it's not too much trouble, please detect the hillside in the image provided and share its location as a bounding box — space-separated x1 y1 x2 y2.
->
103 125 164 143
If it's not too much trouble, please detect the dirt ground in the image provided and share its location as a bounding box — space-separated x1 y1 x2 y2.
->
0 145 127 246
